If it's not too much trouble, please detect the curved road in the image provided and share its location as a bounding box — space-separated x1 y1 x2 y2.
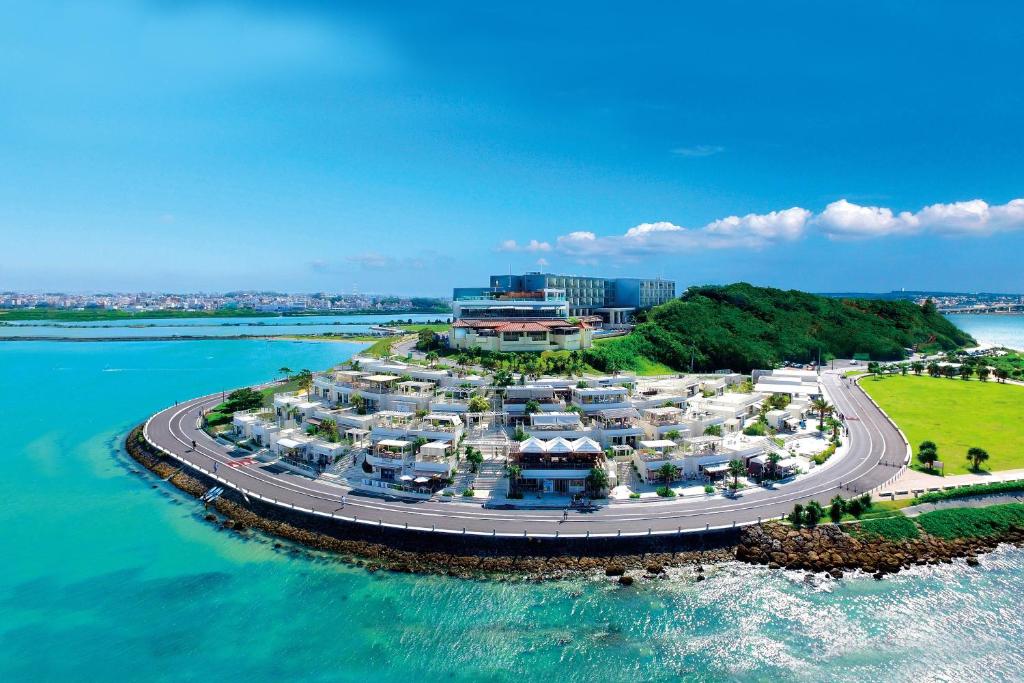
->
143 371 908 539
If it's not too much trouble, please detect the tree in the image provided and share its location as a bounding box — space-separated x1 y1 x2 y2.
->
350 393 367 415
703 424 723 437
223 387 264 412
846 497 864 518
942 365 957 379
665 429 681 441
506 464 521 493
524 399 542 415
586 466 609 495
825 416 842 442
977 367 991 382
804 500 823 527
278 366 293 381
493 369 514 387
959 365 973 381
416 328 437 351
727 459 746 488
966 446 990 471
318 418 340 443
927 362 940 377
767 451 781 479
829 501 844 523
657 462 678 485
467 395 490 413
810 398 833 426
465 446 484 473
995 368 1010 383
788 503 804 527
296 369 313 398
917 440 938 470
425 351 439 366
911 361 924 376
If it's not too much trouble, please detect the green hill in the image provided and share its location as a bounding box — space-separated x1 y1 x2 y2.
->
585 283 974 373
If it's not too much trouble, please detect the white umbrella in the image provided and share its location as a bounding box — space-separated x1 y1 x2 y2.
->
414 476 430 483
399 474 414 482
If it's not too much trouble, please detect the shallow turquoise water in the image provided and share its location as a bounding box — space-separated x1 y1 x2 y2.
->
3 340 1024 682
946 313 1024 350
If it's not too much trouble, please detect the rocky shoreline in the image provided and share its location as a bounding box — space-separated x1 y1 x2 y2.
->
124 425 733 581
125 425 1021 581
736 518 1023 579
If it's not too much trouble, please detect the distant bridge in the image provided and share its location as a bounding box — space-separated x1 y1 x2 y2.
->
940 303 1024 314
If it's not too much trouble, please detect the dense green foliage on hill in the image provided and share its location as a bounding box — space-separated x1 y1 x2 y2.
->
586 283 974 373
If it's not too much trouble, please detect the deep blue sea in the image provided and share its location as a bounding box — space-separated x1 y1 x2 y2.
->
3 338 1024 682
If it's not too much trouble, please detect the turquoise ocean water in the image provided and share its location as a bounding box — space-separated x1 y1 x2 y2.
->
3 339 1024 682
946 313 1024 350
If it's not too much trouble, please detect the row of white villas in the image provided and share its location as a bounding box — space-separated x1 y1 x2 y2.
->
229 359 822 494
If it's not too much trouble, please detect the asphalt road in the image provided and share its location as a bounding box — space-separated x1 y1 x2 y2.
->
143 369 908 539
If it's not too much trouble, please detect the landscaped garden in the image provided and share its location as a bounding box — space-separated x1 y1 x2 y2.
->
861 374 1024 475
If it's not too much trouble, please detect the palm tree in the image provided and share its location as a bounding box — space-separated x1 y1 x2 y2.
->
825 416 842 441
728 459 745 489
425 351 439 367
278 366 293 381
506 464 521 494
966 447 990 471
297 368 313 398
927 362 940 377
978 367 991 382
810 398 833 426
804 500 824 527
911 361 924 376
767 451 781 479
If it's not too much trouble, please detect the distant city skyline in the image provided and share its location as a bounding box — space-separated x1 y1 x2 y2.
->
2 1 1023 295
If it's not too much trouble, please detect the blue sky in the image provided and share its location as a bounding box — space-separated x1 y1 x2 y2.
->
2 0 1023 295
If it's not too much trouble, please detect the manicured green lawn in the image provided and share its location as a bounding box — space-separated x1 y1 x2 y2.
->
861 375 1024 474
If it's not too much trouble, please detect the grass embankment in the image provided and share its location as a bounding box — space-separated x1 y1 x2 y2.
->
845 503 1024 542
861 374 1024 475
916 504 1024 539
914 480 1024 504
854 515 921 540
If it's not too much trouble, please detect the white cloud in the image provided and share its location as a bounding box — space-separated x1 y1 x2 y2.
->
814 197 1024 239
506 196 1024 263
496 238 552 252
536 257 549 267
672 145 725 158
814 199 919 239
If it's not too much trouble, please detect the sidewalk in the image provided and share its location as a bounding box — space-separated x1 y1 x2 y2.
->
880 466 1024 499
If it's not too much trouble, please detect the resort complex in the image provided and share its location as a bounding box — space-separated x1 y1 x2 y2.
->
219 357 836 503
445 271 675 352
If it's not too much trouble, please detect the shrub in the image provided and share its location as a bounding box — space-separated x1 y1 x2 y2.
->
704 484 715 494
846 498 864 518
629 492 641 499
743 422 766 437
204 411 231 427
655 486 676 498
812 443 837 465
461 488 475 497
